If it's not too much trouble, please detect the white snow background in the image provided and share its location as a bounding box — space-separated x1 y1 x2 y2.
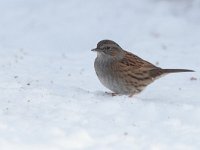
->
0 0 200 150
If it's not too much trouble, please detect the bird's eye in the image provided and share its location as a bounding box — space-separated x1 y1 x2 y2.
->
105 46 110 50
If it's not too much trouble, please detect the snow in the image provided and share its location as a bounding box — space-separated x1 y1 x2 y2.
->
0 0 200 150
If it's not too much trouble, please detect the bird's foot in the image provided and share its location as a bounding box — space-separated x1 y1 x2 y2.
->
129 94 134 97
105 92 118 96
129 90 141 97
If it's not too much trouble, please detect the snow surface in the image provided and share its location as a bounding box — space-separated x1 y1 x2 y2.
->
0 0 200 150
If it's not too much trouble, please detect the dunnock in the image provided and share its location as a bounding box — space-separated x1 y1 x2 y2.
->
92 40 194 97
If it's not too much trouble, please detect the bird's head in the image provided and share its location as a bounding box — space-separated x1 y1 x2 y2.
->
92 40 125 60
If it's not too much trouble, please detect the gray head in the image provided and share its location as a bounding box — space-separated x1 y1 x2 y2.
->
92 40 125 60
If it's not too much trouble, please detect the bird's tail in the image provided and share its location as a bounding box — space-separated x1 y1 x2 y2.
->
149 68 194 79
162 69 194 73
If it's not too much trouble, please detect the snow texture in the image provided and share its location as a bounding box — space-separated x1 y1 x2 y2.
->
0 0 200 150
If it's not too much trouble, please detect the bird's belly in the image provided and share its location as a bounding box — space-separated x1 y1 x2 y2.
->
95 67 132 94
98 74 121 93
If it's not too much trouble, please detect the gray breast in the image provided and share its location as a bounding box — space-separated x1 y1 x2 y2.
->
94 57 129 94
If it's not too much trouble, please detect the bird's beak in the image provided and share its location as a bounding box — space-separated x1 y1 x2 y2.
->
91 48 98 52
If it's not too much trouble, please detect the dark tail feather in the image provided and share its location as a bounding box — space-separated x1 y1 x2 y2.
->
162 69 194 73
149 68 194 78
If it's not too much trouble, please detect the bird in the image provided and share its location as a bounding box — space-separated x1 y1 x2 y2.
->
91 39 194 97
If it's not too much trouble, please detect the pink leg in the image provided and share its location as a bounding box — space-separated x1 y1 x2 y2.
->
105 92 118 96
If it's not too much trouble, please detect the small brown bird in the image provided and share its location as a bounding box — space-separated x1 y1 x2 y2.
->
92 39 194 97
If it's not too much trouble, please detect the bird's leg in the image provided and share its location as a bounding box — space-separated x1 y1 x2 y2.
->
129 90 141 97
111 93 118 96
129 93 134 97
105 92 118 96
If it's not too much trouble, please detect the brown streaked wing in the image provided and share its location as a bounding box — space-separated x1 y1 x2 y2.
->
120 51 157 70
